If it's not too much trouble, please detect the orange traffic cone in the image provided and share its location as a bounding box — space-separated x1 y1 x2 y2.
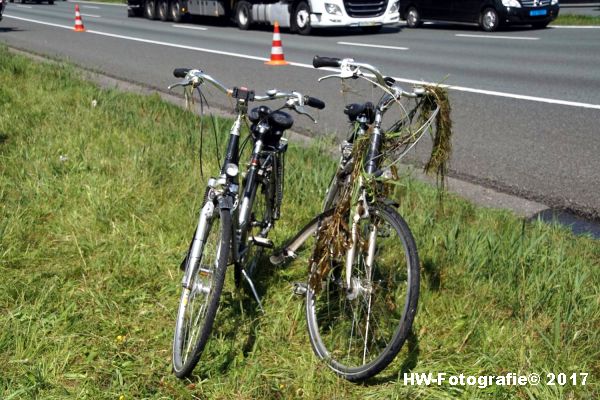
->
265 21 288 66
74 4 86 32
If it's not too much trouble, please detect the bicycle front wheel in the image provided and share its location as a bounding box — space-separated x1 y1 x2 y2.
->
172 207 232 378
306 203 419 381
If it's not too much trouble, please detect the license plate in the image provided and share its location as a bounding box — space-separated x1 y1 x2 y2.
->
359 21 381 27
530 9 547 16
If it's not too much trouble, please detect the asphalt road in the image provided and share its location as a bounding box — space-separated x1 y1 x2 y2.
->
1 1 599 219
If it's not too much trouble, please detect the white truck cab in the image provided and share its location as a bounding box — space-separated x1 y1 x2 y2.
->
307 0 400 32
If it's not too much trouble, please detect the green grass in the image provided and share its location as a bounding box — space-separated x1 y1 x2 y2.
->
1 46 599 399
553 14 600 26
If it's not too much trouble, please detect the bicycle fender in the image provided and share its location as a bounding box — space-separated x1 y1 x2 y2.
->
218 195 234 210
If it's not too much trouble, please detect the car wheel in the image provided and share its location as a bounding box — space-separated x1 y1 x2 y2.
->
406 6 422 28
235 1 252 30
292 1 312 35
158 0 170 21
531 21 549 29
480 7 499 32
169 0 184 22
144 0 157 20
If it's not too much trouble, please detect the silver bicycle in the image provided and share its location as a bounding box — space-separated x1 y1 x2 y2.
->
271 56 442 381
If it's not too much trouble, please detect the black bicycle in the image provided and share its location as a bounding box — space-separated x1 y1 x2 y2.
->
168 67 325 378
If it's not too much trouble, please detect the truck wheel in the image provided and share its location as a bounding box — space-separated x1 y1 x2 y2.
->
144 0 157 20
158 0 170 21
235 1 252 30
480 7 499 32
170 0 184 22
406 6 421 28
292 1 311 35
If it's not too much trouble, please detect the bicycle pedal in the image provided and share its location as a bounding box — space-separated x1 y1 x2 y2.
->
270 248 296 266
250 236 274 248
293 282 307 296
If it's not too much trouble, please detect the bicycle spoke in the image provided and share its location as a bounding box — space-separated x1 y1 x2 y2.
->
307 204 419 380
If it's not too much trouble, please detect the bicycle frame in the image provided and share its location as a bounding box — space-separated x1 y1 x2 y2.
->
181 96 289 312
272 93 401 281
181 98 257 290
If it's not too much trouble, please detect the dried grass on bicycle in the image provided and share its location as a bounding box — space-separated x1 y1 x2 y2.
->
309 86 453 291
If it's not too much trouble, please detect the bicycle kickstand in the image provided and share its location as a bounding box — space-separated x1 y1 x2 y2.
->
241 269 264 313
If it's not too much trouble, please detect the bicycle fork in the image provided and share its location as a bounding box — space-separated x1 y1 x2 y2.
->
181 199 216 308
344 187 376 300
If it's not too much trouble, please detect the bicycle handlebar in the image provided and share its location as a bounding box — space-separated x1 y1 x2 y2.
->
170 69 326 112
173 68 190 78
305 96 326 110
313 56 342 69
312 56 424 99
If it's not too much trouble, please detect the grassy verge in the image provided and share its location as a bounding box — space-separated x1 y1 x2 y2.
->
1 46 599 399
553 14 600 26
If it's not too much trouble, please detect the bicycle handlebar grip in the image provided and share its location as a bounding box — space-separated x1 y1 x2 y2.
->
173 68 191 78
305 96 326 110
313 56 342 69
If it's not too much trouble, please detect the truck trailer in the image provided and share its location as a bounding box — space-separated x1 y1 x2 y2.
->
127 0 400 34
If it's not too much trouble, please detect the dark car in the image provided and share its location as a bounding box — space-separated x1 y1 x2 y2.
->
401 0 560 31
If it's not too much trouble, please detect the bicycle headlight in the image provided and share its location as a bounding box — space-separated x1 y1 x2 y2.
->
225 163 239 178
501 0 521 7
325 3 342 15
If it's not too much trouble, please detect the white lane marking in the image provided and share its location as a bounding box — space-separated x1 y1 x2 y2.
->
337 41 409 51
390 76 600 110
82 6 101 10
66 0 127 6
5 14 600 111
81 14 102 18
551 25 600 29
16 5 33 8
456 34 539 40
172 24 208 31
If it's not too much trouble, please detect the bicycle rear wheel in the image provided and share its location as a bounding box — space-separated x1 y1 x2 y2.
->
306 203 419 381
239 180 272 278
172 206 231 378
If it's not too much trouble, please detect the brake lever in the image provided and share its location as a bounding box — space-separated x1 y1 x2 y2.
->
318 74 344 82
293 105 317 124
168 80 190 90
318 66 360 83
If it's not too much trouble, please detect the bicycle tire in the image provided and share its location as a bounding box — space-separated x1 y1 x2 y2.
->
239 179 271 279
305 203 419 381
172 207 232 378
237 155 275 281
